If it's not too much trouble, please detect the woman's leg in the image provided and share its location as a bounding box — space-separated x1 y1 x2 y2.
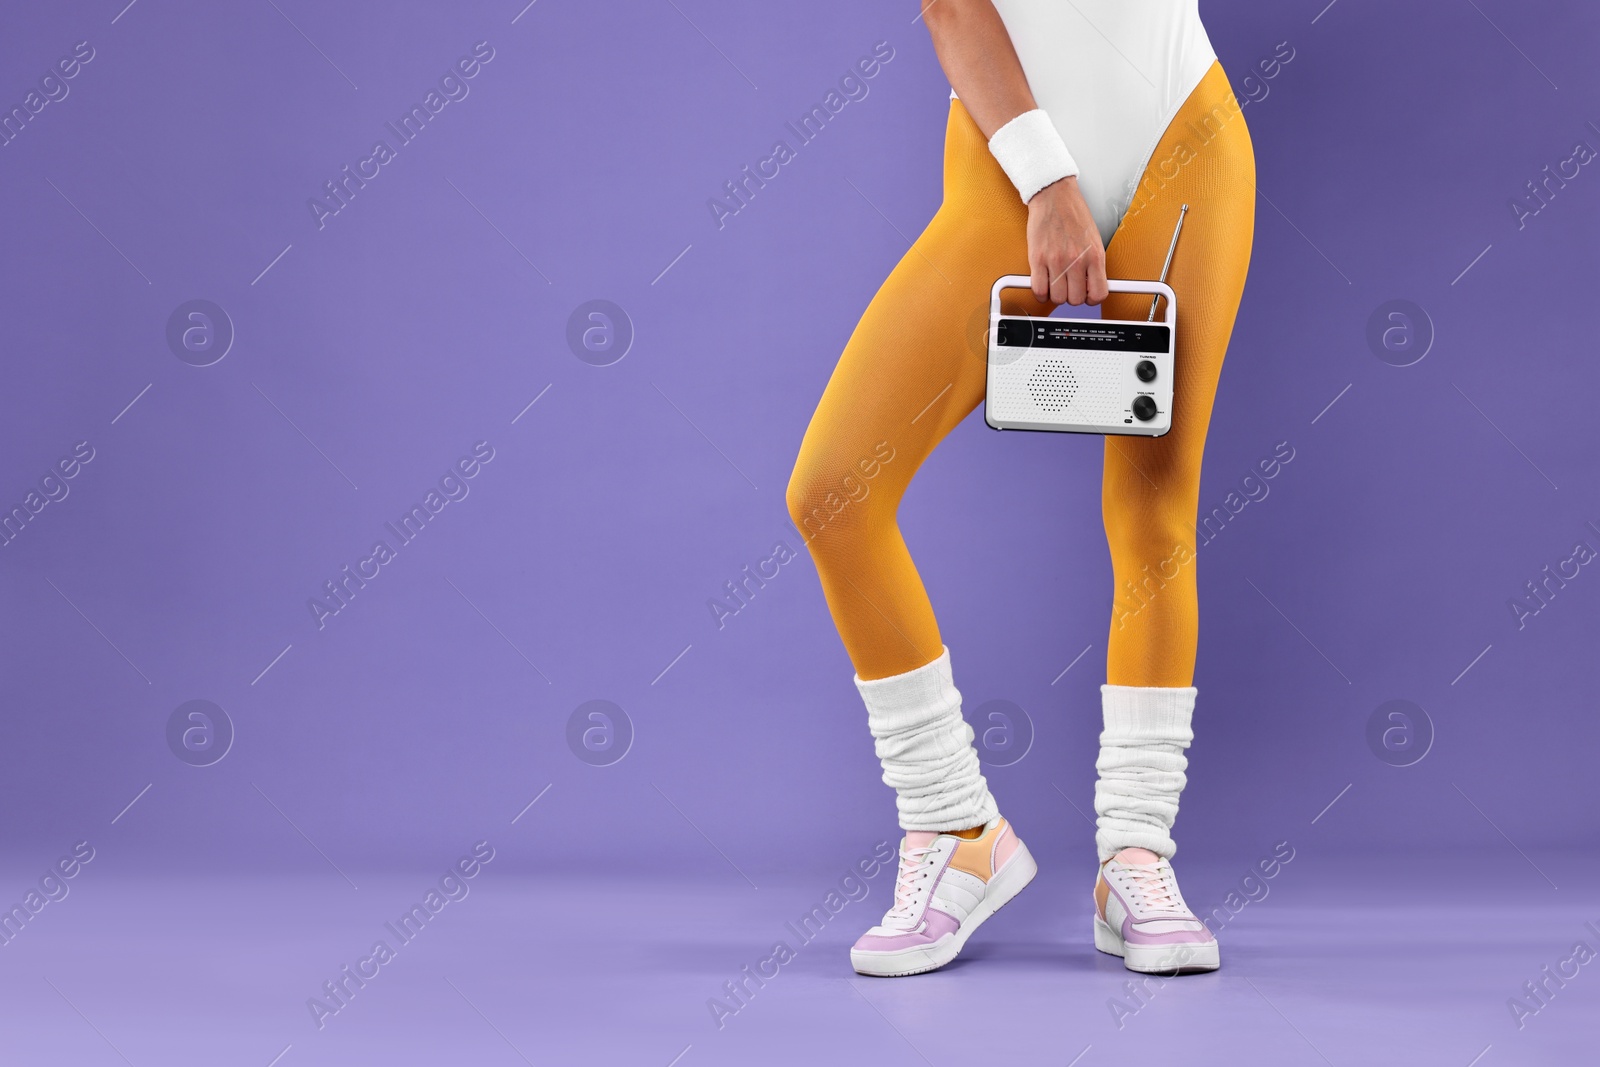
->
785 100 1050 686
788 99 1046 977
1091 60 1255 975
1100 60 1257 689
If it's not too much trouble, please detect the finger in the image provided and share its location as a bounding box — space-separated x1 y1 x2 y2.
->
1051 246 1086 305
1065 255 1087 306
1087 250 1109 305
1030 255 1050 304
1048 256 1070 305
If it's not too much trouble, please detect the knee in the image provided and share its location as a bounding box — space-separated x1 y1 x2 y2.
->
1106 514 1197 620
1103 492 1198 571
783 463 820 538
785 447 892 558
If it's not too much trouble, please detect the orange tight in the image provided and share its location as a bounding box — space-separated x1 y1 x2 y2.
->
785 61 1255 685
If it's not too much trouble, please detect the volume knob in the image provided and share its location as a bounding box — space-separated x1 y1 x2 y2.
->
1132 396 1158 422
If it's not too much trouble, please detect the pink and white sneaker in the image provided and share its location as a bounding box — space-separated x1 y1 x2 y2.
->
850 816 1037 977
1093 851 1219 974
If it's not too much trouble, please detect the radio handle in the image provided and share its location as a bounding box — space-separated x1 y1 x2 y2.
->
989 275 1176 326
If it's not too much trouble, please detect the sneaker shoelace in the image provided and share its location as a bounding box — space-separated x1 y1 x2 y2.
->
1120 861 1191 918
882 845 938 929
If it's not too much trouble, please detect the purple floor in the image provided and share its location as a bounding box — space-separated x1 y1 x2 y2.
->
2 847 1591 1066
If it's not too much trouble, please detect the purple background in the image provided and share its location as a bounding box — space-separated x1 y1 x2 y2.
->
0 1 1597 1062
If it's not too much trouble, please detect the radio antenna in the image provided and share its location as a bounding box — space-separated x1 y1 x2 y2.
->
1148 204 1189 322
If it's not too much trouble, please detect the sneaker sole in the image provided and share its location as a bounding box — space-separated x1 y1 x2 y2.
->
1094 914 1220 974
851 842 1038 977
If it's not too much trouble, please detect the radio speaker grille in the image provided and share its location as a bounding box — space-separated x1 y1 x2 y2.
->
1027 360 1078 411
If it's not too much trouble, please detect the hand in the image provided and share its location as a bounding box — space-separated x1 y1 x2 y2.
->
1026 177 1108 306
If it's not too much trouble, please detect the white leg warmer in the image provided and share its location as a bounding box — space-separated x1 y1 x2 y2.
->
855 646 999 832
1094 683 1196 862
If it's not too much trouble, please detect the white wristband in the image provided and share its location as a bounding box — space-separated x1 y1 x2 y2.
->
987 108 1078 203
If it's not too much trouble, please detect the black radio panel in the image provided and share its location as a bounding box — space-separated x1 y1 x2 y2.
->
996 318 1170 353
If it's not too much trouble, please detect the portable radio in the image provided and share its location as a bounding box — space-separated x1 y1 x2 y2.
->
984 275 1177 437
985 204 1188 438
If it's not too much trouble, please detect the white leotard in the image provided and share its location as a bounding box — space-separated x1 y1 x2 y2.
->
952 1 1218 244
